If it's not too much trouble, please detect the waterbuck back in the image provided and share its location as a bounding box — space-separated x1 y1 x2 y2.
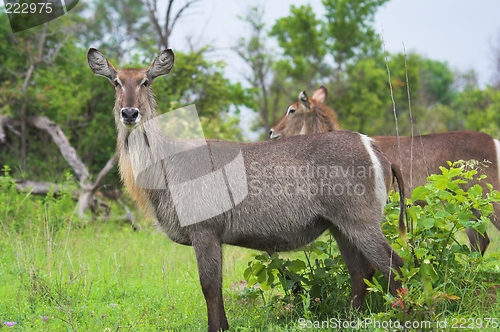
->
88 49 405 332
270 86 500 254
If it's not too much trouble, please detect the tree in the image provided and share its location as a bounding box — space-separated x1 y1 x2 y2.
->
385 53 456 135
269 4 328 86
234 7 276 136
150 49 251 140
332 58 390 135
322 0 388 79
80 0 156 62
142 0 203 50
1 1 251 186
492 35 500 91
452 86 500 138
0 7 84 173
256 0 391 136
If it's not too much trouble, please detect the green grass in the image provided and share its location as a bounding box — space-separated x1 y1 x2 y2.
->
1 173 500 331
0 214 311 331
2 220 500 331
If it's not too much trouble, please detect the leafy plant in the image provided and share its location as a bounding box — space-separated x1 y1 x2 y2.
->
0 165 77 233
371 160 500 322
242 160 500 322
243 235 351 319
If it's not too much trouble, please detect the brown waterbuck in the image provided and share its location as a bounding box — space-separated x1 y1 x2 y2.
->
88 49 406 332
270 86 500 255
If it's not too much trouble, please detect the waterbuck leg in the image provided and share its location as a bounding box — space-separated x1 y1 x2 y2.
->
330 227 375 309
466 208 490 255
348 227 404 297
466 228 490 255
191 231 228 332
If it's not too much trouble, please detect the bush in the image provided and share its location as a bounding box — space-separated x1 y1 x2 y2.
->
372 160 500 323
0 165 77 234
243 160 500 322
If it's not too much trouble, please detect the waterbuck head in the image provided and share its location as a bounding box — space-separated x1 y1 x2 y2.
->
87 48 175 130
269 86 341 139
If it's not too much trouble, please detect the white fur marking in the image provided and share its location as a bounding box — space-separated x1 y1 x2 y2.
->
360 134 387 215
494 139 500 182
118 78 126 93
137 78 147 91
299 123 307 135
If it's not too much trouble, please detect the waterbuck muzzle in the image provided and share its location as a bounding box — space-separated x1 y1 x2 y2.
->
120 107 141 127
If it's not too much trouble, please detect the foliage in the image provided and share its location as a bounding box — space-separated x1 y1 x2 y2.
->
385 53 457 136
234 7 276 135
0 2 253 185
153 49 252 140
79 0 156 62
242 1 472 138
243 160 500 323
235 0 393 138
269 4 328 85
0 172 298 330
0 166 77 233
243 238 351 319
271 1 500 139
332 57 390 135
322 0 388 70
374 160 500 323
451 86 500 138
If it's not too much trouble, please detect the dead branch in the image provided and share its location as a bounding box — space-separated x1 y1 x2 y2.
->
0 116 9 143
168 0 202 37
14 179 71 195
1 115 120 218
144 0 169 48
26 116 90 183
91 152 118 192
143 0 203 49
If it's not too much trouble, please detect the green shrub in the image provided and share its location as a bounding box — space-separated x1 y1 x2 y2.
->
243 160 500 322
372 160 500 323
0 165 77 234
243 237 351 319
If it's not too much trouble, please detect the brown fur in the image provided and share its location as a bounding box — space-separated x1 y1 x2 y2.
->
271 87 500 254
88 50 405 332
271 86 340 139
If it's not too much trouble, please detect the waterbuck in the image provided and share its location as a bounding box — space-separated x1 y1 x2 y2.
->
270 86 500 254
88 49 405 332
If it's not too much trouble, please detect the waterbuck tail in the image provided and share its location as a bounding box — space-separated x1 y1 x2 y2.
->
391 164 406 241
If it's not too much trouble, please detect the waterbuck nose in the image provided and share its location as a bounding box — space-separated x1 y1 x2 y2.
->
269 129 273 138
120 108 139 122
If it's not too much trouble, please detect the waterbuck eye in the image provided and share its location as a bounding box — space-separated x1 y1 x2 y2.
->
287 108 296 115
142 79 149 87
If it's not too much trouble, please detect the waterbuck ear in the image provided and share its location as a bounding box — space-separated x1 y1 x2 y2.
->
147 49 175 82
87 48 117 82
299 90 310 111
312 86 327 103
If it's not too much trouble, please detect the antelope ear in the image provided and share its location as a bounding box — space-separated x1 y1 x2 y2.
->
87 48 117 82
299 90 310 111
147 49 175 82
312 86 327 103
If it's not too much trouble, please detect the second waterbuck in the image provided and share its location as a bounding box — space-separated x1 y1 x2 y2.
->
88 49 405 332
270 86 500 255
